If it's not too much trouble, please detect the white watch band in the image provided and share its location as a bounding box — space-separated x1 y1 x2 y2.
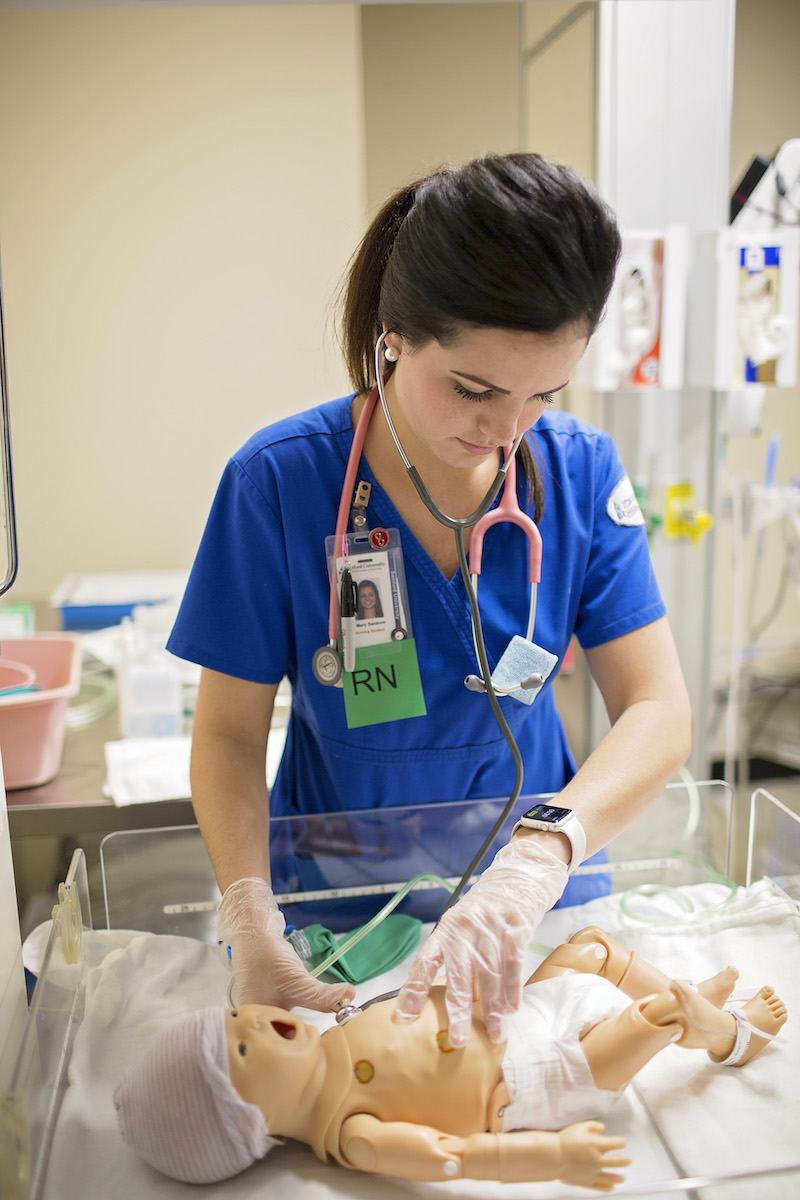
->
512 812 586 874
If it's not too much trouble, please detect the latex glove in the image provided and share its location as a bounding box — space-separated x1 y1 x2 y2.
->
395 839 568 1047
217 877 356 1011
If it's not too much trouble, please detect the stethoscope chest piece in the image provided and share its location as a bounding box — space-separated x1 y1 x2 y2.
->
312 644 343 686
333 1001 363 1025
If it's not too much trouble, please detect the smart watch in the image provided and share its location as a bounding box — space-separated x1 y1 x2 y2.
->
513 802 586 873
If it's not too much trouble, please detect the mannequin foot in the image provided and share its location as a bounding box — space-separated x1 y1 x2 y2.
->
708 986 787 1066
668 981 786 1062
697 966 738 1008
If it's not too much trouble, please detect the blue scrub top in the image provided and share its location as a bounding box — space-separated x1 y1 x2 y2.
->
168 396 666 909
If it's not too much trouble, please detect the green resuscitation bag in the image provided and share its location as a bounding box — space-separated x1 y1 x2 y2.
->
289 913 423 984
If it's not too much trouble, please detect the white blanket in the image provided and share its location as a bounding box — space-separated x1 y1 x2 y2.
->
38 879 800 1200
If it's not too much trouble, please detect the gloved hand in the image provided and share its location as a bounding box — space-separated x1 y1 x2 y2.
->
395 839 568 1047
217 877 356 1011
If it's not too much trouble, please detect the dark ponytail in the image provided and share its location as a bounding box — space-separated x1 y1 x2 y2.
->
338 177 427 395
337 153 621 519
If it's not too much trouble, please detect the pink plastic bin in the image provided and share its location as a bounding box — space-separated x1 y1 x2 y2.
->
0 660 36 692
0 635 83 789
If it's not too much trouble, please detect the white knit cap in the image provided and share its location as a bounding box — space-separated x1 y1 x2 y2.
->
114 1006 281 1183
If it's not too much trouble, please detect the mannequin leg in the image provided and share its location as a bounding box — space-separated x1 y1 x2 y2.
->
581 981 787 1092
567 926 667 994
578 995 681 1092
527 926 737 1008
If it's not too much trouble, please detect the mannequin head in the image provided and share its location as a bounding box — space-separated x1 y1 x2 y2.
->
114 1006 284 1183
226 1005 326 1140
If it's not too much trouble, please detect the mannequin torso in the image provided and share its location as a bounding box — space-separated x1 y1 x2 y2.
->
321 984 508 1165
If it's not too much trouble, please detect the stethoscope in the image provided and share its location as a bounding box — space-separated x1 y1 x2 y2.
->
312 331 545 699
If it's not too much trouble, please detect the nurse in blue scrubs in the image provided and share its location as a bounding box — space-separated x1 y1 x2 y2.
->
167 153 691 1050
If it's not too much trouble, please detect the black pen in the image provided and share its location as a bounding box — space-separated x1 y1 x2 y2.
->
339 567 358 673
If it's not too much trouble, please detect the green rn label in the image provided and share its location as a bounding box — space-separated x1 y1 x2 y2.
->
342 639 426 729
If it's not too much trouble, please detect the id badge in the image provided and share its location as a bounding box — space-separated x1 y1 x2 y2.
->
324 528 426 728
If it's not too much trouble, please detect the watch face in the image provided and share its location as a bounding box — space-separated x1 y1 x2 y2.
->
522 802 572 825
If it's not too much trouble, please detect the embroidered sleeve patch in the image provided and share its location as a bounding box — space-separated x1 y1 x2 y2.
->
606 474 645 527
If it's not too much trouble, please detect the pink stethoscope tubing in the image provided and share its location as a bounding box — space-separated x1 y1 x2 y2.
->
325 386 380 644
468 445 542 645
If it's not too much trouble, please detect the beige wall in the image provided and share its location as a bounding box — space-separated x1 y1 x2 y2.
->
521 0 595 434
0 6 364 599
522 1 594 182
361 3 520 213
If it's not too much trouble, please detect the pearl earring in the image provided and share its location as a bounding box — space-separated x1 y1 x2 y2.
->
384 345 399 362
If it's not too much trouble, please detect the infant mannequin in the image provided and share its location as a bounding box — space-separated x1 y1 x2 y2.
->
115 925 786 1189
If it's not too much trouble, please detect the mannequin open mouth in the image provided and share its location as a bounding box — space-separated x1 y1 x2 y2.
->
272 1020 297 1040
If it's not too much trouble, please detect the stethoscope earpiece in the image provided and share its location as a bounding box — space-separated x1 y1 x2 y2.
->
463 675 485 692
463 672 545 696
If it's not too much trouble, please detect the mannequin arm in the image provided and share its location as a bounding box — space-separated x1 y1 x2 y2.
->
338 1114 629 1187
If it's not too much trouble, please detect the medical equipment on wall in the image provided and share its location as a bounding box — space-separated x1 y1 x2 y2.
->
592 227 688 391
662 482 714 545
688 226 800 390
731 138 800 233
587 165 800 395
726 140 800 390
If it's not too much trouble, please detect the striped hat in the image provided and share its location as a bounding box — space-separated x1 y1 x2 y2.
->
114 1006 281 1183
